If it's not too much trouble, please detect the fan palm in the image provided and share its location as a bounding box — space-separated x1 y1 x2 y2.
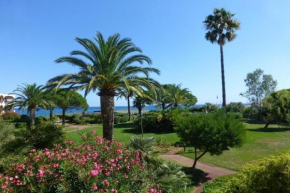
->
47 32 160 140
204 8 240 107
8 83 49 128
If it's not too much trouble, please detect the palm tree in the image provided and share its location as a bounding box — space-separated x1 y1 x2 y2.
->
47 32 160 141
204 8 240 107
8 83 48 128
165 84 196 108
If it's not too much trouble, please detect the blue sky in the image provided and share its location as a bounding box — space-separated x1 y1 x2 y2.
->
1 0 290 106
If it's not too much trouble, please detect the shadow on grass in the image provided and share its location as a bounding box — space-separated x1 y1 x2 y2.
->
114 123 134 129
182 167 207 186
243 119 266 124
248 127 290 133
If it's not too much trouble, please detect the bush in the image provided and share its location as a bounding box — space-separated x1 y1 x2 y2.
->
226 102 245 113
202 175 235 193
134 109 187 133
18 115 30 122
114 116 121 124
1 111 20 121
0 132 162 193
28 122 65 149
209 154 290 193
14 122 27 128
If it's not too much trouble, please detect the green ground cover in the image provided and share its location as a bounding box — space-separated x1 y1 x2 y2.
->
65 121 290 171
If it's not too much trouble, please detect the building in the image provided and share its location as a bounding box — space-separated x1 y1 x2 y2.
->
0 93 15 114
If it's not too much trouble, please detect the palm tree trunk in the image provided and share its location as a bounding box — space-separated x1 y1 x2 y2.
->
127 97 131 121
140 109 143 138
62 108 66 126
220 44 226 107
101 95 115 141
29 108 36 129
49 109 53 122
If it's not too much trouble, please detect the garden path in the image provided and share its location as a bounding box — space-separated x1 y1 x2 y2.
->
160 154 236 193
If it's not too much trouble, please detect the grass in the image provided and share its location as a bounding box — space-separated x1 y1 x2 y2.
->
65 120 290 172
180 121 290 171
65 122 180 145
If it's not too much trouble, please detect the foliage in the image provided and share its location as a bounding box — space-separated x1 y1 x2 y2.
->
226 102 244 113
263 89 290 124
202 175 235 193
240 69 277 119
242 107 255 119
1 111 20 121
127 137 190 192
0 131 162 193
134 109 187 133
211 154 290 193
174 110 246 168
201 103 218 113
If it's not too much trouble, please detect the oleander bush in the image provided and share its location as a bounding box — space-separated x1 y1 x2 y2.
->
203 154 290 193
1 112 20 121
0 131 162 193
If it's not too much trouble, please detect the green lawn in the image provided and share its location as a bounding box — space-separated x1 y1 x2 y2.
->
180 121 290 171
65 122 180 145
65 121 290 172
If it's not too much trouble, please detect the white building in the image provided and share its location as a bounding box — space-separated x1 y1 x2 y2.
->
0 93 15 114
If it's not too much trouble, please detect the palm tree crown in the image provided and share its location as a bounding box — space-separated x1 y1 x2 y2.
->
204 8 240 45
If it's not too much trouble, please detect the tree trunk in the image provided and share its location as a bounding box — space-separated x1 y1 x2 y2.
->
220 44 226 107
192 147 198 169
62 108 66 126
127 97 131 121
264 120 274 129
29 108 36 129
162 103 165 111
49 109 53 122
101 95 115 141
140 110 143 138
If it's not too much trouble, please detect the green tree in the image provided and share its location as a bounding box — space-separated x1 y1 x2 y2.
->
54 90 88 126
174 111 245 170
204 8 240 107
47 32 160 141
7 83 49 128
241 69 277 120
202 102 218 113
263 89 290 128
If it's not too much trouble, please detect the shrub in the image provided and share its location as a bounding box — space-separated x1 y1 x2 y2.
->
0 131 162 193
28 123 65 149
18 115 30 123
226 102 245 113
210 154 290 193
134 109 187 133
14 122 27 128
114 116 121 124
1 112 20 121
202 175 235 193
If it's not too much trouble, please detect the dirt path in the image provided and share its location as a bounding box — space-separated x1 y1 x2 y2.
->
160 155 237 193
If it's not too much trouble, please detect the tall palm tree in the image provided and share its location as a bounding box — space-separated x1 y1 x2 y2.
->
47 32 160 141
204 8 240 107
8 83 48 128
117 88 134 121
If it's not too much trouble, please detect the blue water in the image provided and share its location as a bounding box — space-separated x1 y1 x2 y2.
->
14 104 207 117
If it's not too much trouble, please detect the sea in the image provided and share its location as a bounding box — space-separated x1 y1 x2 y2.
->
14 104 208 117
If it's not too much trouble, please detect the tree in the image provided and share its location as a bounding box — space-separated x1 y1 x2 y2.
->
133 94 154 137
157 84 197 109
241 69 277 120
263 89 290 128
7 84 49 128
202 102 218 113
204 8 240 107
54 90 88 126
117 88 134 121
47 32 160 140
174 110 245 170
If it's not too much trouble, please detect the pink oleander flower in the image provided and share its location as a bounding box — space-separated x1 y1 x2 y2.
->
91 130 96 134
111 189 118 193
92 183 98 191
37 170 45 178
103 179 109 186
90 170 99 177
